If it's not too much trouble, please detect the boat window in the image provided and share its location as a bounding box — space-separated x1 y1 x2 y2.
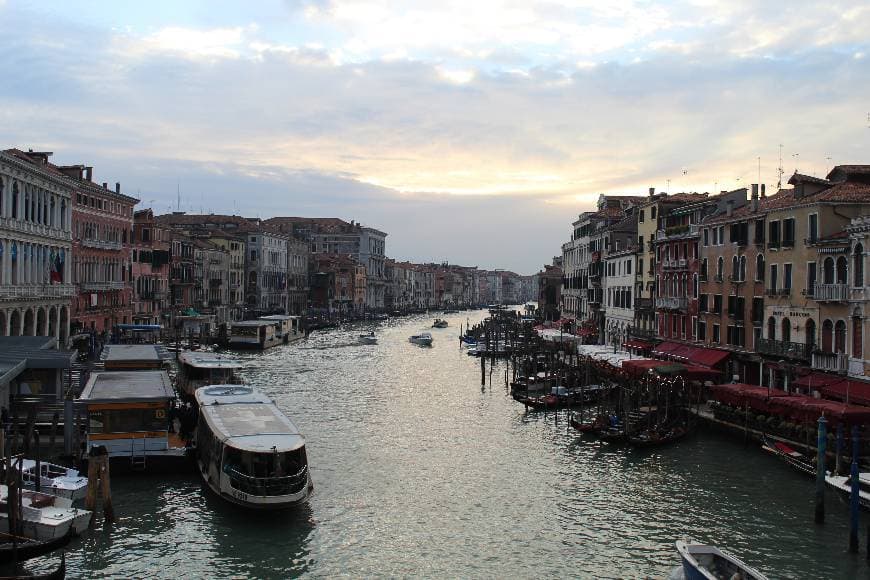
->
89 407 167 434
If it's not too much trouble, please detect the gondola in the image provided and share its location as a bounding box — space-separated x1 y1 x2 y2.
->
0 533 71 565
760 435 815 477
570 413 607 433
627 425 690 448
0 552 65 580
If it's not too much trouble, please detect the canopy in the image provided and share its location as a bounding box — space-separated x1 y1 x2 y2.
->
622 359 721 381
622 339 653 351
183 308 200 316
117 324 161 331
710 383 870 426
653 341 729 368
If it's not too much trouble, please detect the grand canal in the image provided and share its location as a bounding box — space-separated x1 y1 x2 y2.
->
30 311 870 577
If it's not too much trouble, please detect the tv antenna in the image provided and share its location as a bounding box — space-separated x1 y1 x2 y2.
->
792 153 800 173
777 144 784 190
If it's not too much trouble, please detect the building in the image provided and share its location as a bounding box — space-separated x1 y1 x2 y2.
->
603 246 636 348
168 232 195 323
0 149 75 342
67 169 138 334
131 209 171 326
193 238 231 324
244 226 290 316
208 232 246 322
537 259 563 322
310 253 356 313
287 237 309 316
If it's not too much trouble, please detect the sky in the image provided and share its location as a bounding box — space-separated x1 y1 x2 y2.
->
1 1 869 274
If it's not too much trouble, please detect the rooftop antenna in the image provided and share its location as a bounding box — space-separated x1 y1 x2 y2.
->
176 182 181 212
777 144 784 190
666 178 671 193
792 153 800 173
757 156 761 188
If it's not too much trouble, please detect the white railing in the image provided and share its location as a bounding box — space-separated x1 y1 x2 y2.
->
0 284 76 298
814 283 848 302
81 239 123 251
678 258 687 268
0 217 72 241
81 281 127 291
812 351 849 373
655 296 688 310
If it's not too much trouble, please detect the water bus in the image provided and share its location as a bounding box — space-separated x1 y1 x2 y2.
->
177 351 243 398
228 320 282 349
194 385 313 509
259 315 304 344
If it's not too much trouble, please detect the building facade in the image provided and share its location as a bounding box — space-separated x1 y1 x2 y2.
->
131 209 170 326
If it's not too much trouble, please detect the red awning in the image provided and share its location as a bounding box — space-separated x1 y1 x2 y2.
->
651 341 682 356
794 371 846 389
651 341 729 369
621 359 722 381
691 347 730 369
709 383 870 426
820 379 870 407
577 328 596 336
622 339 653 350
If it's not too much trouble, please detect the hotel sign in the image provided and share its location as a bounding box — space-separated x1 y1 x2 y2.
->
767 306 816 319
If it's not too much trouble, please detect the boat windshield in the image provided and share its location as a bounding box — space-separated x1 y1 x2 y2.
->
222 447 309 497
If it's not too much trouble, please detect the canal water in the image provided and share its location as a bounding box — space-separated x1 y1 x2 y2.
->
24 311 870 577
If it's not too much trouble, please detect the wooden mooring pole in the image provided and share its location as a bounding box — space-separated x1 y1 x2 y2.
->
86 446 115 527
815 415 827 525
849 425 860 553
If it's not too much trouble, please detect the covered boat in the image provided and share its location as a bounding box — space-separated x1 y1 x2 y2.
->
19 460 87 503
432 319 448 328
358 332 378 345
409 333 433 346
195 385 313 509
0 486 90 541
178 351 243 398
825 471 870 510
675 540 768 580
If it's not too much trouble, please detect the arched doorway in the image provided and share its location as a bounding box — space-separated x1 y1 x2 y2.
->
822 319 833 352
23 308 34 336
835 320 847 353
36 307 47 336
806 319 816 350
781 318 791 342
0 311 7 337
48 306 57 338
9 310 20 337
59 306 69 344
767 316 776 340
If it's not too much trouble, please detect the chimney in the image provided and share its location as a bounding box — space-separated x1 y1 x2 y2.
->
115 182 121 194
649 187 655 197
760 184 766 197
85 167 93 181
726 200 734 217
751 184 759 212
102 182 108 190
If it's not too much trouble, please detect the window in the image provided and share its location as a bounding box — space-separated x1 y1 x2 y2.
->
782 218 795 247
651 207 657 219
713 294 722 314
718 226 724 246
769 264 778 291
807 262 817 296
701 258 708 280
698 320 707 341
835 320 846 353
782 318 791 342
806 319 816 350
754 219 765 244
784 264 792 290
768 316 776 340
752 297 763 323
638 258 644 275
703 229 709 247
639 210 645 223
768 220 781 248
808 214 818 244
823 257 835 285
712 324 720 343
836 256 848 285
626 260 632 274
699 294 708 312
716 257 724 280
855 244 865 287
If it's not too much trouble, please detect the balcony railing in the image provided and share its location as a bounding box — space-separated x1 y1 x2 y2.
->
635 298 653 310
813 283 848 302
81 239 123 251
628 326 656 340
756 338 812 361
0 284 77 299
655 296 688 311
728 274 745 283
812 351 849 374
81 281 126 291
0 217 71 241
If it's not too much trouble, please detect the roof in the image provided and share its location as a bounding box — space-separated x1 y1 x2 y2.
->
195 385 305 453
0 336 56 350
231 320 276 327
80 370 174 402
178 351 242 370
102 344 170 364
259 315 300 321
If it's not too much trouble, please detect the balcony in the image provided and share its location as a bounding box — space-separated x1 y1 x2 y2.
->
777 287 791 296
765 288 779 297
635 297 653 311
728 274 745 284
628 326 656 340
812 351 849 374
0 217 72 242
656 296 688 311
0 284 77 299
81 239 123 251
81 281 126 291
756 338 812 361
209 278 222 287
813 283 848 302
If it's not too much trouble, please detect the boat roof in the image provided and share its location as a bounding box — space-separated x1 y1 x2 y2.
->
195 385 305 453
102 344 171 364
179 351 242 370
80 370 174 402
259 315 300 321
231 320 275 328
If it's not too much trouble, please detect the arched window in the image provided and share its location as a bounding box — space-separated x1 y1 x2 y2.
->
11 181 18 219
853 315 862 358
822 319 834 352
717 257 724 278
732 255 738 279
756 254 764 281
767 316 776 340
824 257 835 285
835 320 846 353
693 273 698 298
739 256 746 282
806 319 816 350
854 244 864 287
781 318 791 342
836 257 848 285
701 258 708 279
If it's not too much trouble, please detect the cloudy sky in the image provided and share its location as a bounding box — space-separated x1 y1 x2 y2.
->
2 1 869 273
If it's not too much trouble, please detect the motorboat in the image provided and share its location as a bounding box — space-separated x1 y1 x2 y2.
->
19 459 88 503
432 319 448 328
0 485 91 540
195 385 313 509
825 471 870 510
359 332 378 345
675 540 768 579
409 333 433 346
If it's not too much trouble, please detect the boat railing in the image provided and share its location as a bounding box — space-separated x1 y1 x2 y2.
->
224 464 309 497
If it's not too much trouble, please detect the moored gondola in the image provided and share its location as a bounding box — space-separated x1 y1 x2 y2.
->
0 533 71 565
0 552 66 580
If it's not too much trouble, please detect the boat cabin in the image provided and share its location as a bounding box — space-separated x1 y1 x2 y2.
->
195 385 312 508
79 370 177 462
101 344 171 371
258 315 304 343
229 320 281 349
177 351 243 397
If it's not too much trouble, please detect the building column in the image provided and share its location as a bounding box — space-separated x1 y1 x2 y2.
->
54 304 61 342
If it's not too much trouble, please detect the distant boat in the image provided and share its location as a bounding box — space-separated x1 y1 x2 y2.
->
432 319 448 328
675 540 768 580
359 332 378 345
409 333 433 346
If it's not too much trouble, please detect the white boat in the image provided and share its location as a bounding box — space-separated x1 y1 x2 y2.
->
432 319 448 328
19 459 88 503
409 332 433 346
675 540 768 580
0 485 90 540
825 471 870 510
194 385 313 509
229 320 283 349
359 332 378 345
178 351 243 397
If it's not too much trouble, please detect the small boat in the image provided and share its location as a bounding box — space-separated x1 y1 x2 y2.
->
570 413 608 433
460 335 477 345
19 460 87 503
358 332 378 345
825 471 870 510
0 487 90 541
0 552 66 580
0 532 72 565
675 540 768 580
432 319 448 328
409 333 433 346
628 424 690 448
761 435 815 477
